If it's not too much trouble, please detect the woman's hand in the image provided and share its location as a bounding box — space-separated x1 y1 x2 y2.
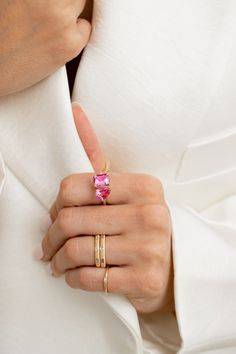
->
0 0 91 96
40 104 174 314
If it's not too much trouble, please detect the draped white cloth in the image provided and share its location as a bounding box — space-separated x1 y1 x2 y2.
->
0 1 236 353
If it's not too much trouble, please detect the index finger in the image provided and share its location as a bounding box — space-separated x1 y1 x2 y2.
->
50 173 164 222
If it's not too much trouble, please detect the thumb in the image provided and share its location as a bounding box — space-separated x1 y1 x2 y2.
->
72 102 106 173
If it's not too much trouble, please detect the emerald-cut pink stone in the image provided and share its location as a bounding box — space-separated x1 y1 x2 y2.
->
95 188 111 202
93 173 110 188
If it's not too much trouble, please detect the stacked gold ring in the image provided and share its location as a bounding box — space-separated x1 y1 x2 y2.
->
94 160 110 293
94 234 106 268
95 235 101 268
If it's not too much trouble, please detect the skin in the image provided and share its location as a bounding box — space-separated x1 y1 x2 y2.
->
40 103 174 315
0 0 91 96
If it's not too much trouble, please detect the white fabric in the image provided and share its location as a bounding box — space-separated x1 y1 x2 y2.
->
0 0 236 353
0 153 6 195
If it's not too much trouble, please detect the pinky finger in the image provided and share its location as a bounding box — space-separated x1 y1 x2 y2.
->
65 266 131 295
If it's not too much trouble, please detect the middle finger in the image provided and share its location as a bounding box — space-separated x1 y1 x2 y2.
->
42 204 138 261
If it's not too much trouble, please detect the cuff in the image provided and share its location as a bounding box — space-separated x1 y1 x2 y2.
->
169 202 236 352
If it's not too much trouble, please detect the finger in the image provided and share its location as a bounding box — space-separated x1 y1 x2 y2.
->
72 102 106 174
50 173 129 221
42 204 138 261
65 266 131 295
49 173 164 221
50 235 130 277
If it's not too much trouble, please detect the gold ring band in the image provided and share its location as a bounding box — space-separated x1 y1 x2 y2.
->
103 160 110 174
103 266 110 293
95 235 101 268
103 160 110 205
100 235 106 268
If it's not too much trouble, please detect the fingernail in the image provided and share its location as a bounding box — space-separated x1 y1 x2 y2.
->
47 263 53 276
40 214 52 233
33 243 44 261
72 101 80 108
71 101 87 117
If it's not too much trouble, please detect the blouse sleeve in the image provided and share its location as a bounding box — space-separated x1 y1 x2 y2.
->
139 130 236 353
169 194 236 353
138 193 236 354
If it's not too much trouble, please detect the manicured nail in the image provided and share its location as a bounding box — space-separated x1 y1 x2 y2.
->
72 101 80 108
72 101 87 117
33 243 44 261
40 213 52 233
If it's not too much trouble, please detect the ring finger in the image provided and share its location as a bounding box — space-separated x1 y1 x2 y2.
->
50 235 131 276
42 204 138 262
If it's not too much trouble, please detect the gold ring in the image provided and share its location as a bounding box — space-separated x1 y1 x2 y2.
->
100 235 106 268
95 235 101 267
102 160 110 205
103 266 110 293
93 160 111 205
103 160 110 206
103 160 110 174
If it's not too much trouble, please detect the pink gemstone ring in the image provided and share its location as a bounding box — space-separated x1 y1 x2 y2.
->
93 173 111 203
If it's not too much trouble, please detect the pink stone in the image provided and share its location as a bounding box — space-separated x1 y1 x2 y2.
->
93 173 110 188
95 188 111 202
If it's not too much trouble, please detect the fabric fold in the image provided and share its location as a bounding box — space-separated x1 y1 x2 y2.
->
0 68 143 352
0 67 93 209
0 152 6 196
169 199 236 352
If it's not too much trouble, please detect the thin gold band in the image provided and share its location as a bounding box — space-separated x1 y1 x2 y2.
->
100 235 106 268
103 266 110 293
102 160 110 174
95 235 101 268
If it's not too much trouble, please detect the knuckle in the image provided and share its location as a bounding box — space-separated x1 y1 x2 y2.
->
140 240 160 262
155 205 171 234
77 269 89 289
64 238 78 262
138 204 170 231
134 270 151 296
160 242 172 269
51 257 59 275
65 271 76 289
78 269 98 291
144 269 165 296
60 176 74 204
133 174 164 200
137 237 170 268
42 235 53 255
134 204 147 227
136 204 158 229
57 208 73 234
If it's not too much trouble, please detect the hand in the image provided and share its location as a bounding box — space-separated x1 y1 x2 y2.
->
40 103 174 314
0 0 91 96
